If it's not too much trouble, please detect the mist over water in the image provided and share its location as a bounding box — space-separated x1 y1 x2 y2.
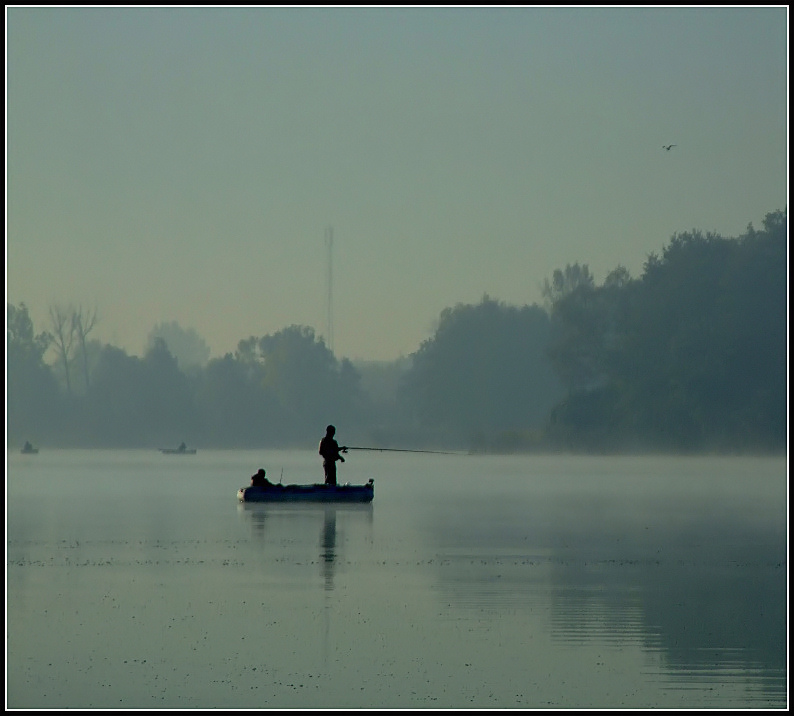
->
6 450 787 708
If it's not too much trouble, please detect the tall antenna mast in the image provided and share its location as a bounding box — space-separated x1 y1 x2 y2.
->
325 226 334 354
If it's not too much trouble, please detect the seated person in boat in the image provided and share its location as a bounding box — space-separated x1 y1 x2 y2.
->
178 442 187 452
251 468 282 488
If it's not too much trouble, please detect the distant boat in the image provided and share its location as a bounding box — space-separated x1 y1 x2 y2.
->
238 479 374 503
21 441 39 455
160 443 196 455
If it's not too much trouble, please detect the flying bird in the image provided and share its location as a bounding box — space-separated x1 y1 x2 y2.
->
662 144 677 151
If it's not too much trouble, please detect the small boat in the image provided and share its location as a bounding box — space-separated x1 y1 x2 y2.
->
160 443 196 455
238 479 374 503
21 441 39 455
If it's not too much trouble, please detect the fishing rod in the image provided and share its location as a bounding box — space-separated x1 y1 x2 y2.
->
343 446 459 455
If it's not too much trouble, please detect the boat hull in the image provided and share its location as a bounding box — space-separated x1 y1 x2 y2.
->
160 448 197 455
238 479 374 503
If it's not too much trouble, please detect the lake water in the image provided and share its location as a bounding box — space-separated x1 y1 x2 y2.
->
6 449 788 709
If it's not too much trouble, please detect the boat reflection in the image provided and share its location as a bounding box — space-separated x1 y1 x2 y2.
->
237 502 373 591
320 507 336 590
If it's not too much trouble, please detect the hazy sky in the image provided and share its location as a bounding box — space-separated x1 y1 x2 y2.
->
6 7 788 361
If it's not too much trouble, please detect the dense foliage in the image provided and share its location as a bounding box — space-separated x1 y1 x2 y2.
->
7 303 63 442
544 210 787 452
7 210 786 453
399 297 564 448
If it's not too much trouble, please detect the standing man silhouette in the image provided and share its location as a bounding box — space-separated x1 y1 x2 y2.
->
319 425 347 486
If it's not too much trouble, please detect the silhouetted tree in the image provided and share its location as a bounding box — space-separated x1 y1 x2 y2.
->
541 263 595 309
400 296 564 446
73 305 99 392
194 352 279 447
7 302 61 445
545 273 631 393
8 211 784 452
85 339 196 447
48 303 77 395
545 209 787 451
8 302 51 362
251 325 367 442
84 345 148 445
141 337 198 445
146 320 211 373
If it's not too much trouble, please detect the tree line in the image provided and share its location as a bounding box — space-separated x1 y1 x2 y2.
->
542 209 786 452
7 209 786 453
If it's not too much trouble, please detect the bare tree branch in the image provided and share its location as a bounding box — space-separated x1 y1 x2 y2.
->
73 305 99 390
49 304 77 395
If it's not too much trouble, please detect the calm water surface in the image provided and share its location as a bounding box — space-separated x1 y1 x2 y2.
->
6 449 788 709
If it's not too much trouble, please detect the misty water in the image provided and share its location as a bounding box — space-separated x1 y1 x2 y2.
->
6 449 787 709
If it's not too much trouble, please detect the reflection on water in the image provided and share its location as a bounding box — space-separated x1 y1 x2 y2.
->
236 502 375 674
420 459 787 706
321 508 336 591
237 502 374 592
5 450 787 709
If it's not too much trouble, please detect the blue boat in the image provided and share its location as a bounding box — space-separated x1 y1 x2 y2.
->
237 479 374 503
